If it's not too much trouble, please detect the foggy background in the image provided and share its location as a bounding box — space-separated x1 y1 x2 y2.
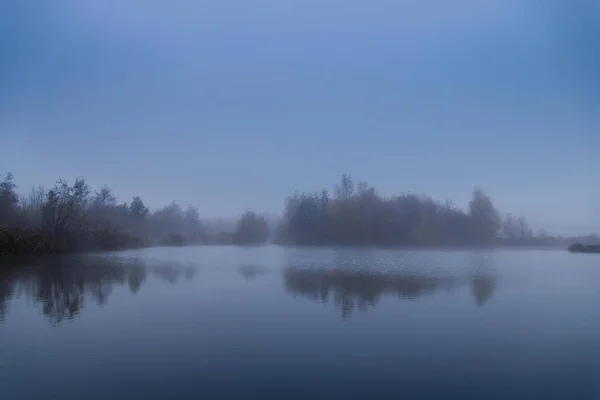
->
1 0 598 235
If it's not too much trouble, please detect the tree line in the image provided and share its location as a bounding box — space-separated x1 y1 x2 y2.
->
1 172 596 257
0 172 270 255
275 173 541 246
275 174 599 247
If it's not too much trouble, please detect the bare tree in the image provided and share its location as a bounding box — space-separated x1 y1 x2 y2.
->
335 173 355 201
0 173 19 225
516 216 533 239
19 185 46 228
42 178 91 234
129 196 149 219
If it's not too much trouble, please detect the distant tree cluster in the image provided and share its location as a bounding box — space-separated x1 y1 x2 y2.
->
0 174 202 254
235 211 269 245
0 172 272 255
19 177 203 240
275 174 532 246
501 214 533 240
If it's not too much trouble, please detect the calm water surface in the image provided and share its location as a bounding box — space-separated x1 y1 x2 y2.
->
1 246 600 399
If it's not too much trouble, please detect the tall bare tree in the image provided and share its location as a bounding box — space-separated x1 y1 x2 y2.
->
0 173 19 226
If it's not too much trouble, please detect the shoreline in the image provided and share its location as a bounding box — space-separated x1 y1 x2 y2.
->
1 238 577 263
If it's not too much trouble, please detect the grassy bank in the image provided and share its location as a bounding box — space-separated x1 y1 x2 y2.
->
0 226 150 258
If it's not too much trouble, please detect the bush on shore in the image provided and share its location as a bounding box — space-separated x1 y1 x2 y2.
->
0 226 149 257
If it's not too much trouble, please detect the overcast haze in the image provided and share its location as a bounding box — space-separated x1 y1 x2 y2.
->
1 0 599 235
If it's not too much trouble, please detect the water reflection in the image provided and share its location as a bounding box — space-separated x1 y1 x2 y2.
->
472 275 496 306
0 276 13 322
284 267 496 319
238 265 267 281
0 255 196 326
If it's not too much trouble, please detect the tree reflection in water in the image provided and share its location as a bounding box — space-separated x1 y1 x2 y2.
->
0 275 14 323
284 267 497 319
471 276 496 307
239 265 268 281
0 255 196 326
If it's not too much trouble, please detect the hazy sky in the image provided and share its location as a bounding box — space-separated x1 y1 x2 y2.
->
1 0 599 235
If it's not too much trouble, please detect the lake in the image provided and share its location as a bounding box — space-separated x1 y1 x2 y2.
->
1 246 600 399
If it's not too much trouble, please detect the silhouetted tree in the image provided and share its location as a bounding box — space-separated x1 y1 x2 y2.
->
184 205 201 233
129 196 149 219
236 211 269 244
468 188 501 243
0 173 19 226
91 186 116 210
41 178 91 235
149 201 183 237
335 173 355 201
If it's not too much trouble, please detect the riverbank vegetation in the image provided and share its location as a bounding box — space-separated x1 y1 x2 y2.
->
0 173 269 257
275 174 598 247
1 172 596 258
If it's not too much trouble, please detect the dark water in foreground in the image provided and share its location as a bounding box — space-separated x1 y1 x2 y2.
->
1 246 600 399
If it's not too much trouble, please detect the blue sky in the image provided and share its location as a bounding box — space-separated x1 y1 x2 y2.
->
1 0 599 235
